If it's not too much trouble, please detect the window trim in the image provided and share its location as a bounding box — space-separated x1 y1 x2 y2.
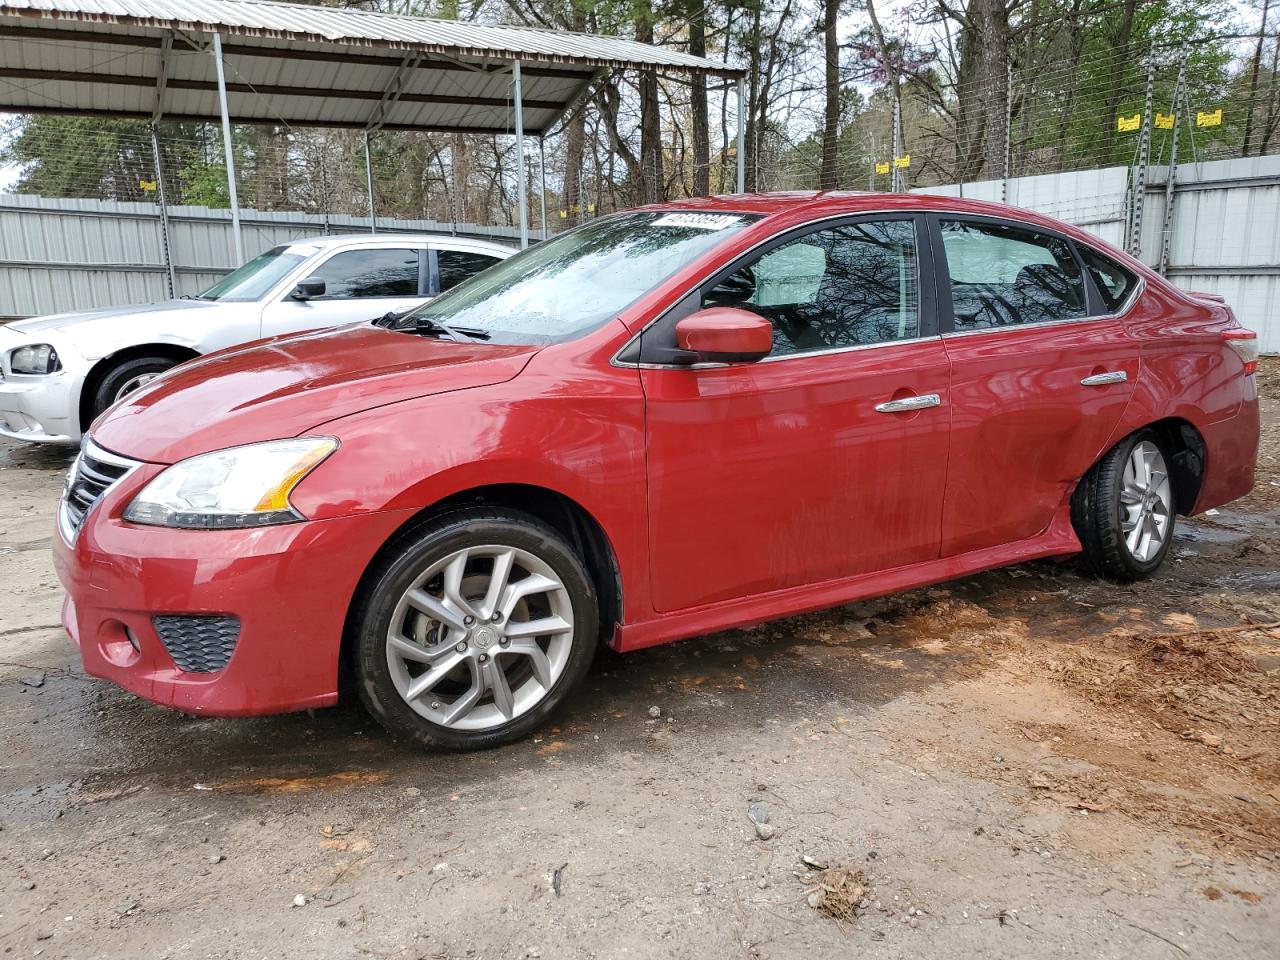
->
618 212 938 367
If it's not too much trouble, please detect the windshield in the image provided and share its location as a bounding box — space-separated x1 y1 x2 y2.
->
198 247 307 302
392 211 759 342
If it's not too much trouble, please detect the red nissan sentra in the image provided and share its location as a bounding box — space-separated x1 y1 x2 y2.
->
52 193 1260 750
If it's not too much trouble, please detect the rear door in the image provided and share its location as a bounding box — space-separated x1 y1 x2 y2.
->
932 215 1139 556
638 215 951 612
259 244 428 336
430 246 507 296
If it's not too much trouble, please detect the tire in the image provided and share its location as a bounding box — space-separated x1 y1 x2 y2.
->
89 355 180 421
351 507 599 751
1071 429 1177 581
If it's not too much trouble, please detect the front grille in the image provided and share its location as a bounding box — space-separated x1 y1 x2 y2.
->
60 440 137 539
153 616 241 673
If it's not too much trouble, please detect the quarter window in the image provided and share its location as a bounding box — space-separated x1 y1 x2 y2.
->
304 248 420 299
701 219 919 357
940 220 1086 329
1079 247 1138 312
437 250 502 292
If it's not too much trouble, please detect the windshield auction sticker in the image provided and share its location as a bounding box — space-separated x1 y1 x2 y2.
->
651 213 744 231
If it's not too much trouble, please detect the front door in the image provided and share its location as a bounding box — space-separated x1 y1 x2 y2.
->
260 245 428 337
639 216 951 613
932 216 1140 556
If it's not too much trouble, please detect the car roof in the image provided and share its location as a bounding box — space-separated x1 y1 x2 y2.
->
638 190 1072 222
635 190 1140 270
286 233 516 253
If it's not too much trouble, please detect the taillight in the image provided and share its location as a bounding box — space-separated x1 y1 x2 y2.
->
1222 328 1259 376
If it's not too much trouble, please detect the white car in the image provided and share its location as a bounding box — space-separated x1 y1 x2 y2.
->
0 233 513 444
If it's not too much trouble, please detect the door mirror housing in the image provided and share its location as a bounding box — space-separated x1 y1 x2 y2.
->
291 279 326 301
675 307 772 364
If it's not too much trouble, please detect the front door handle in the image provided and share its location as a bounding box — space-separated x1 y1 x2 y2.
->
875 393 942 414
1081 371 1128 386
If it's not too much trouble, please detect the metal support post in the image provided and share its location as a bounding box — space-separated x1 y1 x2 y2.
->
211 33 243 264
735 75 746 194
539 137 548 240
513 61 529 249
1127 57 1156 258
364 131 377 233
149 126 176 299
1158 52 1189 275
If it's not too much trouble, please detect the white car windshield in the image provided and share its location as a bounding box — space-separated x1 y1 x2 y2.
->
391 211 759 343
198 247 308 302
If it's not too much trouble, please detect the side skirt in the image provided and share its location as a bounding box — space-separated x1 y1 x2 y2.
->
612 506 1082 653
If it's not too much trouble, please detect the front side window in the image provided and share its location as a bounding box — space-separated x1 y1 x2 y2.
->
199 247 307 302
437 250 502 293
305 249 420 300
940 219 1086 329
1079 246 1138 312
702 219 919 357
395 211 758 343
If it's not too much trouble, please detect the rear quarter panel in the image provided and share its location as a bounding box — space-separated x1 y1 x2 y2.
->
1113 280 1259 511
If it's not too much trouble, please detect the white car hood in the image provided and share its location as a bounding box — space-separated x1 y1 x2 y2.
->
8 298 220 335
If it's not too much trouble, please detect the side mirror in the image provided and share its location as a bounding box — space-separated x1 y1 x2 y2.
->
291 279 326 301
675 307 772 364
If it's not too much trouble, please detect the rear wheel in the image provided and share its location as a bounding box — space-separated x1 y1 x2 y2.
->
1072 429 1177 581
89 355 180 420
351 507 598 750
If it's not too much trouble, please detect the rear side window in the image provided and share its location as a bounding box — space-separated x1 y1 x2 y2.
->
1078 247 1138 312
305 248 420 299
438 250 502 292
939 219 1086 329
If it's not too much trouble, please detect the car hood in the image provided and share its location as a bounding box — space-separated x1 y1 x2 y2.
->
7 299 220 336
91 324 539 464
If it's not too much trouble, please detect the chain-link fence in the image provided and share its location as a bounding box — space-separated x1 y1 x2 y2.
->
2 31 1279 233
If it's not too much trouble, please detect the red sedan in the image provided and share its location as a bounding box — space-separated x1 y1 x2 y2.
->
52 193 1260 750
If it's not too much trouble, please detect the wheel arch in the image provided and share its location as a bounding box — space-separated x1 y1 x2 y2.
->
79 342 202 432
1094 417 1206 515
341 482 625 675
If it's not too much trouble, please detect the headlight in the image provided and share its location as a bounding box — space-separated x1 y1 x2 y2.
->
123 437 338 529
10 343 61 374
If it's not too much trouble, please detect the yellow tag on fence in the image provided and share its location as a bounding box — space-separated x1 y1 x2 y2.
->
1196 109 1222 127
893 154 911 169
139 180 157 191
875 161 890 175
1117 113 1141 132
1155 112 1175 129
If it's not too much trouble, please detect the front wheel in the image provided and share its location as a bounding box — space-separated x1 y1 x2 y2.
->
89 355 180 421
1072 429 1177 581
351 507 599 750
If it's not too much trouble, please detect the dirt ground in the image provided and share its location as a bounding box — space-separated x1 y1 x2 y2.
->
2 365 1279 960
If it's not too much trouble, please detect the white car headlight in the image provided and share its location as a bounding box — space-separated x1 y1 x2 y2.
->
124 438 338 529
10 343 61 375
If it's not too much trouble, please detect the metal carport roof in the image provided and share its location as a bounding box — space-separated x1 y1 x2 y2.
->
0 0 746 252
0 0 742 135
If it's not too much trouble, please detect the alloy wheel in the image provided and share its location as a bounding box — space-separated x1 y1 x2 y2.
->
1119 440 1173 563
114 372 160 402
385 545 574 731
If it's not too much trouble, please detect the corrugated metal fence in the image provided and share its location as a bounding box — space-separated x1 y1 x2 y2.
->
0 195 522 320
3 157 1278 351
915 155 1280 353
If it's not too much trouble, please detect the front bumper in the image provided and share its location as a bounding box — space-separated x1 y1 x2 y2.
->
53 478 417 716
0 372 78 443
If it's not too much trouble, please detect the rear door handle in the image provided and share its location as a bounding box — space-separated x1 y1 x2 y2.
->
875 393 942 414
1081 371 1128 386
